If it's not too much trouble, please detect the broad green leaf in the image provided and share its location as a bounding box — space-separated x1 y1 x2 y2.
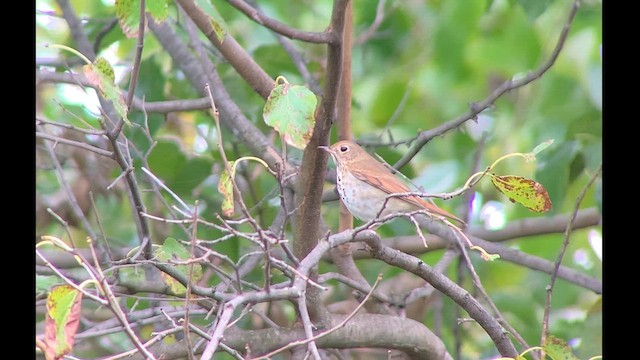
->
115 0 140 38
543 335 580 360
44 285 83 360
115 0 168 38
194 0 228 42
490 175 552 212
263 82 317 149
147 139 213 197
517 0 555 21
83 57 130 125
536 141 579 213
155 238 203 295
147 0 168 22
217 161 236 217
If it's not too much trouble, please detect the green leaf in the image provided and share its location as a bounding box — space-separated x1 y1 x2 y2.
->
147 139 213 197
263 81 317 149
543 335 580 360
536 141 579 213
146 0 168 22
194 0 228 42
44 285 83 360
116 0 168 38
517 0 554 21
490 174 552 212
155 238 203 295
115 0 139 38
83 57 130 125
217 161 236 217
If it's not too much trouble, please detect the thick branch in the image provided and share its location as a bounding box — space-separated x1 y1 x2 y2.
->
128 314 452 360
176 0 274 99
365 235 519 358
293 0 348 323
148 20 285 172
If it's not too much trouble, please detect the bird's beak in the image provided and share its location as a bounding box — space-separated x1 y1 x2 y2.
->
318 145 330 153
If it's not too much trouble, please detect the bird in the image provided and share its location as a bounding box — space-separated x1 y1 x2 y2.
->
319 140 464 224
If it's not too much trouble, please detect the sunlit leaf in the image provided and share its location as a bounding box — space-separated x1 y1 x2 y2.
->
263 81 317 149
44 285 83 360
490 175 552 212
217 161 236 217
543 335 580 360
194 0 228 42
115 0 168 38
83 57 130 125
154 238 203 295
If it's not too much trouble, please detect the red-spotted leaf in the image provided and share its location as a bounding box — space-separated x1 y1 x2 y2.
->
217 161 236 217
490 174 552 212
263 82 317 149
154 238 203 295
83 57 130 125
44 285 83 360
543 335 580 360
194 0 227 42
115 0 168 38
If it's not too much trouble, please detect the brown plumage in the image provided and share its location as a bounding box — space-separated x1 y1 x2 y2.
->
320 140 464 224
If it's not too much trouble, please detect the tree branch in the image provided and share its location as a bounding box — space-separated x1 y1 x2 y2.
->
293 0 347 324
392 0 581 170
365 235 518 358
176 0 275 99
226 0 333 43
37 69 212 113
36 131 114 158
148 19 285 172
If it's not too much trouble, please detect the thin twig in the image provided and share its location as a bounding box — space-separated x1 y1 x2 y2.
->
354 0 387 45
183 200 198 360
36 131 114 157
253 274 383 360
36 117 106 136
37 125 99 240
141 167 192 213
226 0 333 43
541 162 602 349
125 0 146 111
392 0 581 169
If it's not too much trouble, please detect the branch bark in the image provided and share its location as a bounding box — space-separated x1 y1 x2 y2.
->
293 0 348 324
176 0 275 99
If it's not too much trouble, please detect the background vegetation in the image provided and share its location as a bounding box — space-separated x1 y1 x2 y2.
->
36 0 602 359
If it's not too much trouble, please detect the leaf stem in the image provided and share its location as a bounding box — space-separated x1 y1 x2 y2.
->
46 43 92 64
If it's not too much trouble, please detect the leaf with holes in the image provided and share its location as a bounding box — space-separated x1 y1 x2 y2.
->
44 285 83 360
263 82 317 149
490 175 552 212
543 335 580 360
155 238 202 295
83 57 130 125
217 161 236 217
194 0 228 42
115 0 168 38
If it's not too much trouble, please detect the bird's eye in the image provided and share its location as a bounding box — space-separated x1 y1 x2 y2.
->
340 145 348 152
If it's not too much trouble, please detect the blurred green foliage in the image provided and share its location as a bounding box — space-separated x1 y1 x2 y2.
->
36 0 601 358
